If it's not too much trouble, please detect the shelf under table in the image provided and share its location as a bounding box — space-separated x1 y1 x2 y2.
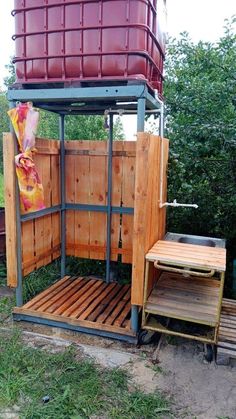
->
145 272 221 326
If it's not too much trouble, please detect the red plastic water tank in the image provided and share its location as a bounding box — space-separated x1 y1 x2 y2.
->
12 0 167 93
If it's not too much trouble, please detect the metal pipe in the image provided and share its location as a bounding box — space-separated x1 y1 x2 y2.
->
131 305 139 333
105 113 113 283
160 200 198 209
137 97 146 131
9 101 23 306
59 115 66 278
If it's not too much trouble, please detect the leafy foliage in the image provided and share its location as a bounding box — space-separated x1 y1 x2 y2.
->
164 18 236 244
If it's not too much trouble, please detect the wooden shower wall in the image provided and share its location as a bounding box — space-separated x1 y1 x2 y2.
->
3 133 168 306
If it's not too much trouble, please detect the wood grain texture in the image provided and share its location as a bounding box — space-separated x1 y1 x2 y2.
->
13 277 134 336
145 272 220 326
131 135 169 306
146 240 226 271
3 133 18 287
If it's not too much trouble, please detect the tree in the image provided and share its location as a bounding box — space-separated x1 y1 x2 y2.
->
164 17 236 243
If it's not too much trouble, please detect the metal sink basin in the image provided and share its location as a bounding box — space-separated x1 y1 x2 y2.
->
178 237 215 247
164 232 226 248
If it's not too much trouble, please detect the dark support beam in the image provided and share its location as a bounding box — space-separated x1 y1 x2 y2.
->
106 114 113 284
59 115 66 278
9 100 23 307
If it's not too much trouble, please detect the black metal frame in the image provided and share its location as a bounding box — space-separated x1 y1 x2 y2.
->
8 83 162 338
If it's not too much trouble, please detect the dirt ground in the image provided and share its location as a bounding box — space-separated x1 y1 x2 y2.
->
6 322 235 419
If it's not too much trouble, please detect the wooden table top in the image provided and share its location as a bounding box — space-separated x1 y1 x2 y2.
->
146 240 226 272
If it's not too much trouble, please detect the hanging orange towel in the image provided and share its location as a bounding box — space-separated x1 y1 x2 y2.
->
8 102 45 214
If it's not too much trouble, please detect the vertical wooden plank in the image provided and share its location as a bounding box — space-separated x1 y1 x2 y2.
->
22 221 35 276
111 141 123 261
131 133 150 305
89 141 107 260
73 141 90 259
121 141 136 264
42 151 52 265
51 142 61 260
3 133 18 287
65 141 75 256
159 138 169 239
32 151 45 269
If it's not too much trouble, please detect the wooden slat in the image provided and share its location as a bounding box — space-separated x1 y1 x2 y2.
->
146 240 226 271
96 284 130 323
131 135 169 305
114 301 131 327
88 283 122 322
70 282 108 319
145 272 220 325
78 283 117 320
121 141 136 263
23 276 71 309
111 141 123 261
65 143 75 257
42 152 52 265
3 133 18 287
22 220 35 276
89 141 107 260
53 279 97 315
131 133 150 305
105 288 131 325
62 280 103 317
73 141 90 259
51 151 60 260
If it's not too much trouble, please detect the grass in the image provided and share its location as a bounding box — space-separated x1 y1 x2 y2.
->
0 330 171 419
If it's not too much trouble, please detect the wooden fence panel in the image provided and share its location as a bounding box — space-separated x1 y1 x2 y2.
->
131 134 169 306
121 142 136 264
3 133 18 287
4 135 169 297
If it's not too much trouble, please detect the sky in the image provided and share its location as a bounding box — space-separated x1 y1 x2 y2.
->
0 0 235 137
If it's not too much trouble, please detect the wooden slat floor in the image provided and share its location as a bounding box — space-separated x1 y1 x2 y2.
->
145 272 220 326
13 276 134 337
217 298 236 362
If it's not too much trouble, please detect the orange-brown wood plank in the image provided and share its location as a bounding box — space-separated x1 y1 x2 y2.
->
22 220 35 276
78 283 117 320
53 278 97 315
23 276 71 309
89 142 107 260
111 141 123 261
42 152 52 265
70 281 108 319
65 141 76 256
43 277 87 313
51 150 60 260
3 133 18 287
62 280 103 317
73 141 90 259
114 301 131 327
131 133 150 305
105 288 131 325
33 154 45 269
121 141 136 263
88 283 122 322
97 284 130 323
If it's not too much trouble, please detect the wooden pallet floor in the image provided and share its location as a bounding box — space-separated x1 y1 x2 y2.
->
217 298 236 364
145 272 220 326
13 276 134 337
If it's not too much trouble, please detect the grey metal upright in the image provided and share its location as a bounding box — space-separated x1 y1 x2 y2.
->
105 114 114 283
9 101 24 307
59 115 66 278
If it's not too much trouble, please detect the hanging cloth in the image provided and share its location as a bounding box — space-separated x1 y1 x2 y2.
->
8 102 45 214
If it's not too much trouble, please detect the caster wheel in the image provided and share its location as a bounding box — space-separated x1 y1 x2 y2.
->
138 330 159 346
204 344 214 363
